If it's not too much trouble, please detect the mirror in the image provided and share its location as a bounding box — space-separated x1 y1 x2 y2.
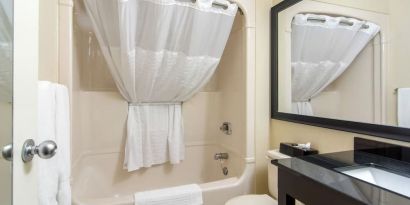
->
272 0 410 141
0 0 12 204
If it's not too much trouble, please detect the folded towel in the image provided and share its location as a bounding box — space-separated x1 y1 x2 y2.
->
38 81 71 205
134 184 203 205
398 88 410 128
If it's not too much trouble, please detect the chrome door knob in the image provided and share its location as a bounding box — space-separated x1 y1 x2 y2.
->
22 139 57 163
1 144 12 161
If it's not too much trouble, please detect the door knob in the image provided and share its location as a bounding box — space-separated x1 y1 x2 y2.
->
1 144 12 161
21 139 57 163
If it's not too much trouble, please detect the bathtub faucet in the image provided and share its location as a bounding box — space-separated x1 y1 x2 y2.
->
214 153 229 160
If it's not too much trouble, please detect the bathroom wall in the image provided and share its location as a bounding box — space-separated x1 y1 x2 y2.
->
38 0 59 82
257 0 410 194
313 0 389 13
71 6 248 174
385 0 410 126
255 0 273 194
216 14 247 159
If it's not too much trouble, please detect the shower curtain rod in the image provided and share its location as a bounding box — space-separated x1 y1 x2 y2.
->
307 16 370 29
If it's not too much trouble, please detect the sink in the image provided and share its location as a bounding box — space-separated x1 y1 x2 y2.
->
337 165 410 197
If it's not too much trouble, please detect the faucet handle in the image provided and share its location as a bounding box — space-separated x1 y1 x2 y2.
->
214 153 229 160
219 122 232 135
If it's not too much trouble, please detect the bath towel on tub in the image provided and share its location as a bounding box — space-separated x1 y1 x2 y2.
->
134 184 203 205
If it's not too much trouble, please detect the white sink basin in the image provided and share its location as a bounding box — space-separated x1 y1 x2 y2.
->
340 165 410 197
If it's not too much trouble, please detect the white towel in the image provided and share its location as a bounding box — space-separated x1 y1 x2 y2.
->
398 88 410 128
38 81 71 205
134 184 203 205
124 104 185 171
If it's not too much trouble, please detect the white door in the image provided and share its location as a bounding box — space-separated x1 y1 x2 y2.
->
12 0 39 204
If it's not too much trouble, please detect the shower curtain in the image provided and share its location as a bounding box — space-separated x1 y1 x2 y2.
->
0 0 12 103
291 14 380 115
84 0 237 171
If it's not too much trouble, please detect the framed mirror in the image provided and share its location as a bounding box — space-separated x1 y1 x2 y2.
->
271 0 410 142
0 0 12 204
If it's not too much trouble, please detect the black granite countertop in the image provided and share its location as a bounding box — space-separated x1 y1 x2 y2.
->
273 150 410 205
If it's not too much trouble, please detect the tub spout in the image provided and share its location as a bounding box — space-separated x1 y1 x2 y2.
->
214 153 229 160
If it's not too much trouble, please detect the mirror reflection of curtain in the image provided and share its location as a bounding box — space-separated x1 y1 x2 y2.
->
291 14 380 115
0 0 12 103
84 0 237 171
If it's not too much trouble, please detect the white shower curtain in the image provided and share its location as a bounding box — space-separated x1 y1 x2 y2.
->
291 14 380 115
0 0 12 103
84 0 237 171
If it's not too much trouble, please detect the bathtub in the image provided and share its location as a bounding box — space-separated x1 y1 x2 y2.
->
72 144 255 205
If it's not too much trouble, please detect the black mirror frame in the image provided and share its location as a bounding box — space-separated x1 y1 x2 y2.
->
270 0 410 143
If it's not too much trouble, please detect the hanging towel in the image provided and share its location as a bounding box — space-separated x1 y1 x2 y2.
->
124 103 184 170
398 88 410 128
84 0 238 171
38 81 71 205
134 184 203 205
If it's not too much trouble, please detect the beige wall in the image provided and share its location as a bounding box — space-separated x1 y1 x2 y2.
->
386 0 410 126
255 0 274 194
0 102 12 204
314 0 389 13
38 0 59 82
216 14 248 158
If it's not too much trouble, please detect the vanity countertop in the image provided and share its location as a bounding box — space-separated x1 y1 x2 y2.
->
273 149 410 205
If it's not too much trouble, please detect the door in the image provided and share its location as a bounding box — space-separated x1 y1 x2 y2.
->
13 0 39 204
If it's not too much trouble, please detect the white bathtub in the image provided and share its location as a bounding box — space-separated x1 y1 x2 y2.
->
72 144 255 205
